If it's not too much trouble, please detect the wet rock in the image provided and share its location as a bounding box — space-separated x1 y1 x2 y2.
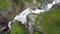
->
37 0 54 9
26 13 38 34
37 3 47 10
47 0 54 3
0 15 10 34
58 27 60 32
52 4 60 8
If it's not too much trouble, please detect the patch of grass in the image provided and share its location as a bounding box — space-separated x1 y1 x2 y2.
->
35 8 60 34
0 0 9 11
10 21 29 34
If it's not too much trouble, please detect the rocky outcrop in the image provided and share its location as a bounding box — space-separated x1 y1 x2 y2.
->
27 13 37 34
0 15 9 34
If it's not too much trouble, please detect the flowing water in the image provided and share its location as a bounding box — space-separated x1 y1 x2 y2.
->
13 0 60 25
8 0 60 34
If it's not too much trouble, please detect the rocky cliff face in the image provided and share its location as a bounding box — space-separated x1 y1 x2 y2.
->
0 15 8 34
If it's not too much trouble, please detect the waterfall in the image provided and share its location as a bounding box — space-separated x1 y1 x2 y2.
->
8 0 60 32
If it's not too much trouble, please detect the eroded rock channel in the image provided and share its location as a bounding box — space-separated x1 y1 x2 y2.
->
0 0 60 34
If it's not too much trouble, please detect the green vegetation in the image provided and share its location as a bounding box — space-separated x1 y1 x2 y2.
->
0 0 8 11
12 0 25 9
10 21 29 34
35 8 60 34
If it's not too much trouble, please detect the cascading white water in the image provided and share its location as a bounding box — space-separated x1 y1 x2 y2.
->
8 0 60 29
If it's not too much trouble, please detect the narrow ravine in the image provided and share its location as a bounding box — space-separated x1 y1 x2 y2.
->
8 0 60 34
14 0 60 24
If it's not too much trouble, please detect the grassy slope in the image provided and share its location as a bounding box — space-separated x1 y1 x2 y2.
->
10 21 29 34
35 7 60 34
0 0 8 11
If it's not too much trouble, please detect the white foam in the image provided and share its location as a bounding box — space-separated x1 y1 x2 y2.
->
14 0 60 24
14 8 31 24
31 9 45 14
8 0 60 28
